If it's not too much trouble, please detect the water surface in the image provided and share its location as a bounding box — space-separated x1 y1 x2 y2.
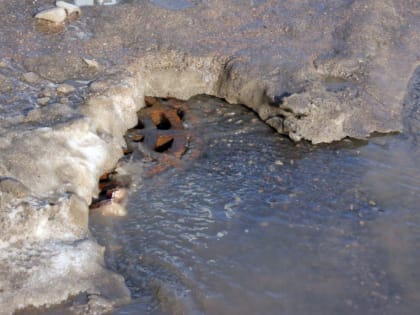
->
90 95 420 315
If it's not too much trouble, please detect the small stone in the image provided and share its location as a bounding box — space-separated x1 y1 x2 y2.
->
0 178 30 199
368 200 377 206
92 201 127 217
22 72 40 84
89 80 107 92
40 87 55 98
107 187 126 203
57 83 75 94
60 97 69 104
82 58 99 69
37 97 50 106
35 7 67 24
0 74 13 93
275 160 284 166
56 1 81 16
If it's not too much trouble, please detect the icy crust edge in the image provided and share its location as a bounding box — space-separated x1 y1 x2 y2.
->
133 52 404 145
0 71 144 314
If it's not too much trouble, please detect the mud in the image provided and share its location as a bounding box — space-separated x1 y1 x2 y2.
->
0 0 419 313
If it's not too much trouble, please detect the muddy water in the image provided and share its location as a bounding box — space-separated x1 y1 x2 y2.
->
90 96 420 315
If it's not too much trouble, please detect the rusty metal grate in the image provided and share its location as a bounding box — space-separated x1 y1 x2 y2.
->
90 96 199 214
125 96 190 158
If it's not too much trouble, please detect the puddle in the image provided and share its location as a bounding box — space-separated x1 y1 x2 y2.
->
89 95 420 314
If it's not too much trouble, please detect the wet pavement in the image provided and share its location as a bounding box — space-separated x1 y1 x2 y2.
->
89 95 420 315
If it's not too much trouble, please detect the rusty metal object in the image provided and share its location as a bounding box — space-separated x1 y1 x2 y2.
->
130 99 189 158
91 97 203 213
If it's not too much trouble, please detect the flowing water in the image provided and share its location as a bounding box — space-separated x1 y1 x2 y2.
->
89 94 420 315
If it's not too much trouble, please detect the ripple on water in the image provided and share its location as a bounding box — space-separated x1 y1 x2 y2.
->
89 95 420 315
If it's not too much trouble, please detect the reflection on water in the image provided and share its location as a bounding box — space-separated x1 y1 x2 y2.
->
90 95 420 314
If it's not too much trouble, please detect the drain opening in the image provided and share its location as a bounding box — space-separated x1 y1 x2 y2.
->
135 120 145 129
90 96 201 214
155 136 174 152
126 97 191 156
154 113 172 130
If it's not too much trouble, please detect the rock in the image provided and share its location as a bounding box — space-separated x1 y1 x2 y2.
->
89 80 108 92
35 7 67 24
40 87 55 97
37 97 50 106
60 97 69 104
106 187 127 203
57 83 76 94
22 72 40 84
82 58 99 69
0 74 13 93
0 177 30 199
92 200 127 217
56 1 81 16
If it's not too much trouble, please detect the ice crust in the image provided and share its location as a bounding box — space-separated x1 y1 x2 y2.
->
0 72 143 314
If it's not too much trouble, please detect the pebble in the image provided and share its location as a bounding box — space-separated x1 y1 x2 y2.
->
37 97 50 106
40 87 55 98
56 1 81 16
89 80 108 92
35 7 67 24
60 97 69 104
57 83 75 94
83 58 99 69
22 72 40 84
0 74 13 93
275 160 284 166
94 201 127 217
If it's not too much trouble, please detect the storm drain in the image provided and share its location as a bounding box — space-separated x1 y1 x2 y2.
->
90 97 197 213
125 96 190 158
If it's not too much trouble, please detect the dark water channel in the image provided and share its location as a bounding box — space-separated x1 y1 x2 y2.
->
90 95 420 315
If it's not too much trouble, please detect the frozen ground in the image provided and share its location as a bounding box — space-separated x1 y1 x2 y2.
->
0 0 419 313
